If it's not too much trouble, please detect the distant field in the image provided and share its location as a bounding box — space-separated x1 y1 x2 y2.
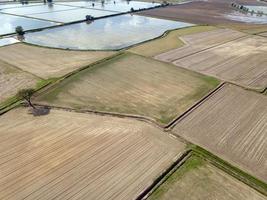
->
173 84 267 182
0 108 185 200
128 25 217 57
155 29 267 91
148 156 266 200
155 28 246 62
220 24 267 34
0 43 115 78
0 60 38 105
35 53 219 124
259 32 267 37
172 36 267 91
139 1 267 26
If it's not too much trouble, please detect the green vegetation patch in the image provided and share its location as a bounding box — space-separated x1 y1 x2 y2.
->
148 154 267 200
35 52 219 125
148 155 204 200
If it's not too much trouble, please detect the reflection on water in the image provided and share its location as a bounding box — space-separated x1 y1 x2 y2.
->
0 37 19 46
29 8 117 23
225 11 267 24
87 1 160 12
0 2 42 9
24 15 193 50
0 14 58 35
1 4 75 15
245 6 267 14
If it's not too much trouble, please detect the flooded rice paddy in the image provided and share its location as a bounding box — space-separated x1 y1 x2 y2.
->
0 1 160 35
24 14 193 50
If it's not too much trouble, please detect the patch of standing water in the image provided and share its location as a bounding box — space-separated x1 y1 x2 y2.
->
55 0 160 12
0 37 19 47
224 11 267 24
23 15 194 50
245 5 267 15
0 13 59 35
28 8 117 23
1 4 75 15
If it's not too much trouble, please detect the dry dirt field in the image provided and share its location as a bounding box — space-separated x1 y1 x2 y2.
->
0 43 115 78
0 60 38 104
173 84 267 182
0 107 185 200
148 156 267 200
35 53 219 124
171 36 267 91
128 25 217 57
155 28 246 62
259 32 267 37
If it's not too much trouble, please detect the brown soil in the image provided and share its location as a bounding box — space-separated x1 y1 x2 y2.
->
173 84 267 182
0 43 115 79
138 0 267 31
0 60 38 104
0 107 185 200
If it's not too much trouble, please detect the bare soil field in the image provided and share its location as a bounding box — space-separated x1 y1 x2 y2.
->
0 60 38 104
35 53 219 124
128 26 217 57
173 84 267 182
259 32 267 37
155 28 246 62
148 156 267 200
0 43 115 78
172 36 267 91
0 107 185 200
139 1 267 32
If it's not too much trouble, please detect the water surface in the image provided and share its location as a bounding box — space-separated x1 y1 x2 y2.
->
1 4 75 15
0 13 58 35
246 5 267 14
56 0 159 12
225 11 267 24
24 15 193 50
29 8 117 23
0 37 19 46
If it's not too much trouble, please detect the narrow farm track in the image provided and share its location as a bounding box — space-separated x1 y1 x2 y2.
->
173 84 267 183
0 108 185 200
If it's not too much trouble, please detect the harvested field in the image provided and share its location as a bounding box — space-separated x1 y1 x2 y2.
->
171 36 267 90
259 32 267 37
173 84 267 182
35 53 219 124
0 43 115 78
0 60 38 104
128 25 217 57
217 23 267 34
148 156 267 200
0 107 185 200
155 28 246 62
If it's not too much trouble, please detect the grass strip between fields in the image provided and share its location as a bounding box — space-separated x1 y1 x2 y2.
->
0 52 122 114
146 144 267 199
147 154 203 200
190 145 267 196
0 78 57 114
